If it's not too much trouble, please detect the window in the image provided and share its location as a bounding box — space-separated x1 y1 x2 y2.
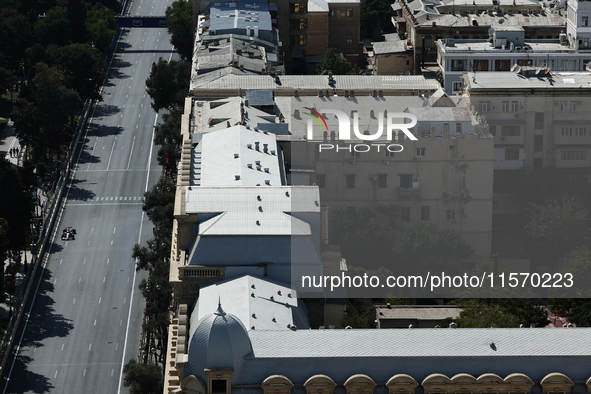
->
400 174 413 188
560 59 576 71
346 174 355 188
479 101 491 112
570 101 577 112
576 127 587 136
583 16 589 26
416 147 426 157
502 101 510 112
378 174 387 188
495 59 511 71
329 9 335 17
473 59 489 71
505 147 520 160
501 125 520 136
559 100 567 112
424 37 432 49
456 123 462 134
517 59 533 66
452 81 463 92
538 59 554 70
290 19 307 30
346 33 353 46
446 210 455 220
290 3 308 13
346 8 353 17
535 112 544 129
290 34 307 46
212 380 227 394
400 207 411 222
561 150 587 160
569 173 577 184
584 38 590 48
316 174 326 188
420 206 430 221
534 135 543 152
562 127 573 136
511 101 519 112
451 59 468 71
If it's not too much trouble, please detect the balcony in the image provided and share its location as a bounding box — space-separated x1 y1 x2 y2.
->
398 186 420 198
178 266 224 282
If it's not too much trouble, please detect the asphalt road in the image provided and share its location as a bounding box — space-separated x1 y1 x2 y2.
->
2 0 175 391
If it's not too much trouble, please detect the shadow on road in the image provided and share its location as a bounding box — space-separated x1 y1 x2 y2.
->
65 178 96 201
5 354 54 393
93 104 121 118
88 124 124 138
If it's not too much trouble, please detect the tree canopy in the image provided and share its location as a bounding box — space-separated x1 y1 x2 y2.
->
122 359 164 394
165 0 194 62
316 48 361 75
145 59 190 112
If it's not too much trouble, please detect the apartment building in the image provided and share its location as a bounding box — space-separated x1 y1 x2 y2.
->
392 0 566 73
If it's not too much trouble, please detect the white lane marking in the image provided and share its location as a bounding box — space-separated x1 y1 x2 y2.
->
111 240 113 245
91 227 94 233
116 343 119 351
103 277 106 283
107 136 117 170
99 297 101 304
59 259 62 265
55 371 58 378
87 137 99 171
89 343 92 351
83 259 86 264
118 113 157 394
94 320 97 326
127 136 136 170
113 227 116 234
73 298 76 304
107 258 110 264
83 369 86 377
61 344 64 351
88 241 91 246
78 278 81 283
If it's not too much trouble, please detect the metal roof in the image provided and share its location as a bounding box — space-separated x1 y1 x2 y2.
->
184 186 321 214
197 126 283 187
198 211 311 236
465 71 591 90
209 0 272 35
191 74 441 92
376 305 463 320
309 0 329 11
195 275 310 331
372 40 408 54
246 90 274 106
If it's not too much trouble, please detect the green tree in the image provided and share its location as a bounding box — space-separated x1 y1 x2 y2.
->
145 59 190 112
316 48 361 75
35 6 72 47
452 299 521 328
391 223 474 272
525 194 591 265
122 359 164 394
332 205 399 270
85 6 117 55
53 43 105 101
154 106 183 176
341 298 378 328
362 0 395 39
165 0 194 61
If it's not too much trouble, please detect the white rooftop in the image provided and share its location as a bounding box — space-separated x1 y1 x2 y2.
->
198 211 311 236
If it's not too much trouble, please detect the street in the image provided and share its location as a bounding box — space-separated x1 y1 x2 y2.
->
2 0 175 391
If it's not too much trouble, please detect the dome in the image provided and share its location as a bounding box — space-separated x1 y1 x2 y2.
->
186 302 253 381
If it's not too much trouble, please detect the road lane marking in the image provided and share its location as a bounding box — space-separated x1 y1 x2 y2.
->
83 369 86 377
107 136 117 170
78 278 81 283
89 343 92 351
113 227 116 234
73 298 76 304
59 259 62 265
103 277 106 283
107 258 110 264
99 297 101 304
61 344 64 351
94 320 97 326
55 371 58 378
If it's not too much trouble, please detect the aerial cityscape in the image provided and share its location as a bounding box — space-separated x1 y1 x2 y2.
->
0 0 590 393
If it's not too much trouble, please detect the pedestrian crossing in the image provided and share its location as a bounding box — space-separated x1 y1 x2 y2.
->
68 196 146 202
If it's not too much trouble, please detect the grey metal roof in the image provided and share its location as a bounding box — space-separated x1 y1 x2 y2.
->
256 123 290 135
372 40 408 54
246 90 274 106
191 74 440 92
209 0 272 35
465 71 591 90
195 275 310 331
248 327 591 358
198 211 311 236
376 305 463 320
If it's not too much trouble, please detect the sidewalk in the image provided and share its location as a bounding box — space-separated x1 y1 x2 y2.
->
0 118 50 321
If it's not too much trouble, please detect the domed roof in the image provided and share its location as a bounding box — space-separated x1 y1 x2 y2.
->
186 301 253 380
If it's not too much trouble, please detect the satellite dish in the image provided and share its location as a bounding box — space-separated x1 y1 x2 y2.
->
499 18 505 24
510 64 521 73
488 28 495 35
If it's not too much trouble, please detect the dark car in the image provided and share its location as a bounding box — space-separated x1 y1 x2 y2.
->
61 227 76 240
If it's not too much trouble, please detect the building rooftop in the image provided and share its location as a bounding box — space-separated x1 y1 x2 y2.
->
464 71 591 90
372 40 409 54
438 39 577 53
411 11 565 27
309 0 329 12
194 126 283 187
194 275 310 331
375 305 463 321
209 0 272 35
191 74 440 92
